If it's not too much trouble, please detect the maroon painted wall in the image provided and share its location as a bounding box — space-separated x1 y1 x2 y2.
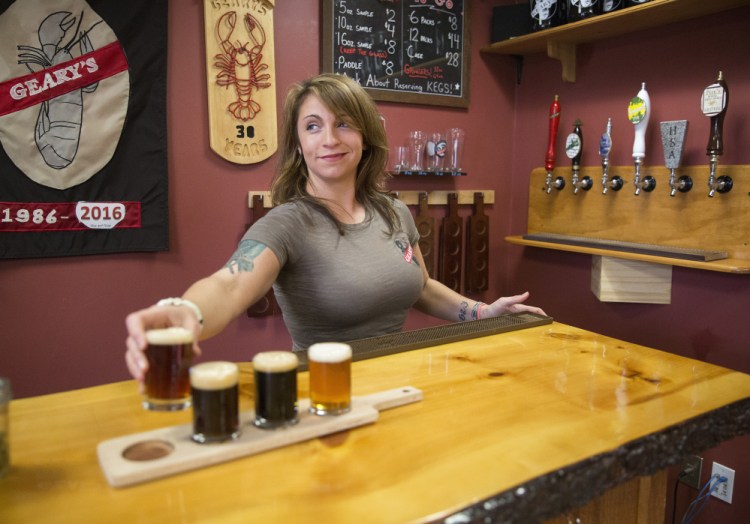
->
0 1 747 521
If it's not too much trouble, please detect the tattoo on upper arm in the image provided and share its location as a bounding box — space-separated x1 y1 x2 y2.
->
225 240 267 274
459 301 468 321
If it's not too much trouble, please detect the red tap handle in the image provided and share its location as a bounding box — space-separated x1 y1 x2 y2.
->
545 95 561 172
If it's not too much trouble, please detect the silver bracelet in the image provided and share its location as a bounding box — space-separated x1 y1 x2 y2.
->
156 298 204 326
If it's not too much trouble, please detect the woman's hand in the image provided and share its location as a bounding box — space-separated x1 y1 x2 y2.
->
481 292 547 318
124 305 203 388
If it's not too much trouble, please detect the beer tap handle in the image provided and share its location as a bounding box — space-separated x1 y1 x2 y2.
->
566 119 590 194
629 82 651 195
702 71 731 197
545 95 562 193
599 118 613 194
703 71 728 157
660 120 690 197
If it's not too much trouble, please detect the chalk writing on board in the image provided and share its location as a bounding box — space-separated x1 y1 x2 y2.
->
322 0 470 108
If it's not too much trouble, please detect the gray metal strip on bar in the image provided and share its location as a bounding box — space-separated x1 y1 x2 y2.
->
523 233 727 262
296 312 552 370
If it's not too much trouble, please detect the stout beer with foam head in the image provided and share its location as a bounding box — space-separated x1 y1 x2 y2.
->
143 327 194 411
190 361 241 443
252 351 299 429
308 343 352 416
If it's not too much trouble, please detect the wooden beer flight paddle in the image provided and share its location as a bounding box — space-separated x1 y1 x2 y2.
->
438 193 463 292
203 0 277 164
415 192 436 278
465 192 489 292
98 387 422 488
246 194 276 317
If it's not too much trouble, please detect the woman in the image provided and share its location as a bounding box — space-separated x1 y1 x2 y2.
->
125 73 544 382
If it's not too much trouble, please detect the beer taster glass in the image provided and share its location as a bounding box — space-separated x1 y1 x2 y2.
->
143 327 194 411
447 127 466 172
408 130 426 171
253 351 299 429
190 361 241 443
308 343 352 416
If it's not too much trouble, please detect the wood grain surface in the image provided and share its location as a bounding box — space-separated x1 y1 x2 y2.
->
2 323 748 523
509 165 750 273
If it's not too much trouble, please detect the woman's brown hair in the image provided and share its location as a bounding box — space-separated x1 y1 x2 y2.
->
270 73 399 234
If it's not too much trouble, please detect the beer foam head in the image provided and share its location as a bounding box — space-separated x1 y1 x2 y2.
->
307 342 352 363
190 361 239 390
145 326 193 345
252 351 299 373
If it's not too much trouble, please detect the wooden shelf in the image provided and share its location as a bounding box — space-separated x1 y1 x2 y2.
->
389 170 466 177
248 190 494 208
509 165 750 274
480 0 750 82
506 235 750 274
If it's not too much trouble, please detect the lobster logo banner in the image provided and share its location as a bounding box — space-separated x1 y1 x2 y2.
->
0 0 167 259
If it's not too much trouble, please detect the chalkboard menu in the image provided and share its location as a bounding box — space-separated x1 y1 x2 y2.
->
322 0 470 108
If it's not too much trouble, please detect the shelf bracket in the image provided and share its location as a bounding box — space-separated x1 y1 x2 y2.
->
547 41 576 83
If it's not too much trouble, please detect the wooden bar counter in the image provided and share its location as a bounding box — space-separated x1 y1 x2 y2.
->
1 322 749 523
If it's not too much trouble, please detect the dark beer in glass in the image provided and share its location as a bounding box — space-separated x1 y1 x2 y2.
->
252 351 299 429
308 343 352 416
190 361 241 443
143 327 194 411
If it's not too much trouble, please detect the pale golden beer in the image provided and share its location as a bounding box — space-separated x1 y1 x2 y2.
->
308 343 352 415
252 351 299 429
190 361 241 443
143 327 194 411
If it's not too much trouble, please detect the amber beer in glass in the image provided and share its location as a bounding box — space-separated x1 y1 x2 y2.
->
190 361 241 443
253 351 299 429
308 343 352 415
143 327 194 411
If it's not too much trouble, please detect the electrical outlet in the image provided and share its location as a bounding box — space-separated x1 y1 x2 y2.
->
710 462 735 504
679 455 703 489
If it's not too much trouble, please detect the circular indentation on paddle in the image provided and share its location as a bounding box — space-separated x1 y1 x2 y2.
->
122 440 175 461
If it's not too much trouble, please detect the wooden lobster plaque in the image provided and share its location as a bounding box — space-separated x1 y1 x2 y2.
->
203 0 277 164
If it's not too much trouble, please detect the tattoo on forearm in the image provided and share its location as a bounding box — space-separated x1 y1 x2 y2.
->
459 301 468 321
471 302 482 321
225 240 266 274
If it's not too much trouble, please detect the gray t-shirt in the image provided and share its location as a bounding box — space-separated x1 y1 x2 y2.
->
242 198 424 350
